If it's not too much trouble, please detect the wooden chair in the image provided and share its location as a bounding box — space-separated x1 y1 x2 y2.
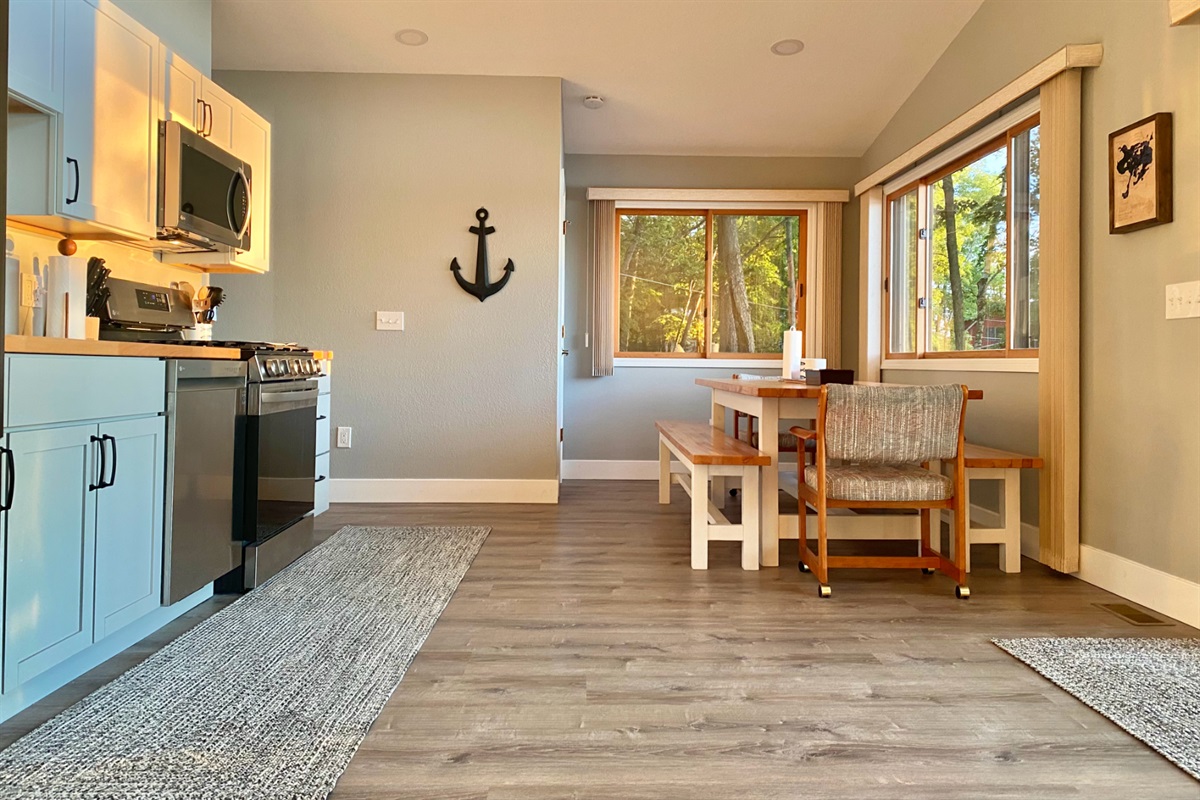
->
790 384 970 599
730 374 813 462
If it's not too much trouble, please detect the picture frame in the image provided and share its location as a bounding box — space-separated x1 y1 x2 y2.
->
1109 112 1173 234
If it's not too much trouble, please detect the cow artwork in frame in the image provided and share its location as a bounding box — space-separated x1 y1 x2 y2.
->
1109 112 1173 234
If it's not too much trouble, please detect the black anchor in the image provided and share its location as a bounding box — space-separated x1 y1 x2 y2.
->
451 208 514 302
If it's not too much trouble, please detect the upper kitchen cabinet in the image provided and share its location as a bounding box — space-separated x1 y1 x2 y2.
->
164 55 273 274
162 46 202 132
8 0 161 240
10 0 65 112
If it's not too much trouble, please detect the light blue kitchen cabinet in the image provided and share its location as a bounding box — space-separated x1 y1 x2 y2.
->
2 424 97 693
93 416 165 641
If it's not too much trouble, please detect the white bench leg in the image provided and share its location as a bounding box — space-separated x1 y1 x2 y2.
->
692 464 709 569
741 466 760 570
658 437 671 504
1000 468 1022 573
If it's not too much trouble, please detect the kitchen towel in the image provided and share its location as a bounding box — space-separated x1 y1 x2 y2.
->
45 255 87 339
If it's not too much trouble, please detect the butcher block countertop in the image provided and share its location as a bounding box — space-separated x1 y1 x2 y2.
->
5 335 242 360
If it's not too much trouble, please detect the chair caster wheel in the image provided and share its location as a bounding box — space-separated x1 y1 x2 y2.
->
817 585 832 598
955 585 971 599
729 488 739 498
922 567 936 575
798 562 811 573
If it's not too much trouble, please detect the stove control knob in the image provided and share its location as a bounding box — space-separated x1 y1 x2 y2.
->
266 360 280 377
307 358 317 374
292 359 302 375
263 360 275 377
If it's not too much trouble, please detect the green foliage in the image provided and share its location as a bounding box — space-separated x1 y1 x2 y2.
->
618 213 799 354
930 148 1008 351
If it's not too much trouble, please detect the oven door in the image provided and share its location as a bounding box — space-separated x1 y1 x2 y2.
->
159 120 252 251
244 380 317 543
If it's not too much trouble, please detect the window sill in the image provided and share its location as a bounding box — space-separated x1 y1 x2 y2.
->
881 358 1038 374
615 358 784 370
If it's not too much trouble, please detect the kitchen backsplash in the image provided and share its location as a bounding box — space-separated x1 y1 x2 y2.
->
7 226 209 291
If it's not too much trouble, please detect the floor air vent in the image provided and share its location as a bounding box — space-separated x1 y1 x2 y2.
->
1093 603 1173 626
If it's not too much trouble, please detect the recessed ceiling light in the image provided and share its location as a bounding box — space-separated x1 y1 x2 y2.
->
395 29 429 46
770 39 805 56
582 95 605 110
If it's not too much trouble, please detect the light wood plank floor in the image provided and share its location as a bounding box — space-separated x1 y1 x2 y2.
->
2 481 1196 798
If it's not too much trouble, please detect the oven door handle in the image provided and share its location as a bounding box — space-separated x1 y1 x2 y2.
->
250 384 319 415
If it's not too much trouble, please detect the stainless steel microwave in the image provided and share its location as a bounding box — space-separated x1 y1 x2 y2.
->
157 120 252 253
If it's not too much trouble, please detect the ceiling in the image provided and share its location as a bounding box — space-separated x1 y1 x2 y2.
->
211 0 982 158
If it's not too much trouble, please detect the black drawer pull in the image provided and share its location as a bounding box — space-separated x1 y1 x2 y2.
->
1 447 14 512
89 435 105 491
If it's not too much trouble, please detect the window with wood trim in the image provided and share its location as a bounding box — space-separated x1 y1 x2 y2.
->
885 116 1040 359
616 209 807 358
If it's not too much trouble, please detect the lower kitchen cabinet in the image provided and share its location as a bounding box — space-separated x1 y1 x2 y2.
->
93 416 165 641
2 424 97 692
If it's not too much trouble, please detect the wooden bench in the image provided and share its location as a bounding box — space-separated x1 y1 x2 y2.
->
656 420 771 570
945 443 1044 573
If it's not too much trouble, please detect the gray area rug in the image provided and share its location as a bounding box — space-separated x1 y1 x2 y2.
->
994 637 1200 780
0 525 489 799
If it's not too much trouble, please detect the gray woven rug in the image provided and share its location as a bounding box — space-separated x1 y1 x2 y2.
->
994 637 1200 780
0 525 489 799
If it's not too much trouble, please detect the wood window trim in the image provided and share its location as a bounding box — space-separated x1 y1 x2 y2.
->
882 114 1041 361
614 208 809 359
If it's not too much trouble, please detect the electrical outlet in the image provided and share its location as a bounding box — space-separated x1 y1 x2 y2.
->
376 311 404 331
336 427 352 448
1165 281 1200 319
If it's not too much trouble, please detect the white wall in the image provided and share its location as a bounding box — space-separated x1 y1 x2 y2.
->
114 0 212 74
212 72 564 488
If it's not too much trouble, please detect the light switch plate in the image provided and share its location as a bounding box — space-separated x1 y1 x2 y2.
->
376 311 404 331
1165 281 1200 319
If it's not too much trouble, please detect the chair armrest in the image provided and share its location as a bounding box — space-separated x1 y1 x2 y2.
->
788 426 817 441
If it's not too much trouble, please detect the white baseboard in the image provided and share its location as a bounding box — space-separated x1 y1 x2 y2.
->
330 479 559 504
1077 544 1200 629
562 459 688 480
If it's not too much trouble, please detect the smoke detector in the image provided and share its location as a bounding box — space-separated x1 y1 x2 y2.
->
770 39 805 56
395 29 429 46
582 95 605 110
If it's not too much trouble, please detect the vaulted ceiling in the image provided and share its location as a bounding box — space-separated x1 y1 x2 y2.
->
213 0 982 157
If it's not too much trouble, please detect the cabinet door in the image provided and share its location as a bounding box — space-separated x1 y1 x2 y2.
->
230 104 271 272
60 0 161 238
3 425 97 692
94 416 165 641
201 79 236 151
162 46 202 133
9 0 65 111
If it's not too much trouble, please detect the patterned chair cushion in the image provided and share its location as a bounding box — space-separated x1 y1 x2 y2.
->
824 384 964 463
803 463 952 502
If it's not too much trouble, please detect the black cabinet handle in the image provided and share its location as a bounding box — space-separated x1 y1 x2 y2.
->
196 99 207 136
205 102 214 137
66 157 80 204
1 447 14 512
103 434 117 488
89 435 106 491
315 475 327 483
316 415 327 421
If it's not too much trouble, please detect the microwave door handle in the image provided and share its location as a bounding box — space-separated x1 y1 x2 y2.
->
227 166 252 240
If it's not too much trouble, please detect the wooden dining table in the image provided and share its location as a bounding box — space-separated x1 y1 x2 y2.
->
696 378 984 567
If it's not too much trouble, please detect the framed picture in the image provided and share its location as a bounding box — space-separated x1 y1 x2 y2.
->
1109 112 1173 234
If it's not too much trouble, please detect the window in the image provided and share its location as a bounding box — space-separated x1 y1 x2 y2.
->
885 116 1039 358
617 210 806 358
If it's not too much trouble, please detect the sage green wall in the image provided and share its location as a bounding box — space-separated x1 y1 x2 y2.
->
213 71 564 481
869 0 1199 582
562 154 860 462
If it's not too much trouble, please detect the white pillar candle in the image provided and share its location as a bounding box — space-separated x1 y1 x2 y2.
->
781 329 803 380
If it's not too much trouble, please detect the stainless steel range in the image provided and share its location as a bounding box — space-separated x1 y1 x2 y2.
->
139 338 321 592
215 343 321 590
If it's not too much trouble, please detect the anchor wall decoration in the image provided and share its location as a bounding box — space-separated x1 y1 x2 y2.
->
451 208 514 302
